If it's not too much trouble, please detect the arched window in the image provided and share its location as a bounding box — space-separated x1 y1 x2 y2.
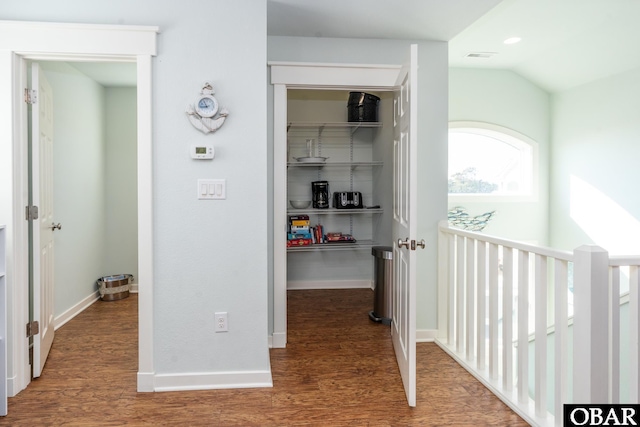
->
448 122 538 200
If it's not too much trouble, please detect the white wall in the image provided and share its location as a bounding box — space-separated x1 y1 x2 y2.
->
268 36 449 333
2 0 271 383
105 87 138 281
40 62 108 316
449 68 551 245
550 66 640 254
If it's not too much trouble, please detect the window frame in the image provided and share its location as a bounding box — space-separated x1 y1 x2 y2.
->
448 121 539 203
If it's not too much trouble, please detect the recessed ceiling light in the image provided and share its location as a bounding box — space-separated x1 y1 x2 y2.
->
503 37 522 45
465 52 497 59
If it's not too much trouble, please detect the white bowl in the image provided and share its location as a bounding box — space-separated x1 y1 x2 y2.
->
289 200 311 209
294 156 328 163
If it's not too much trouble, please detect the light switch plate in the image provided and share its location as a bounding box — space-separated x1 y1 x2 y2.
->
197 179 226 200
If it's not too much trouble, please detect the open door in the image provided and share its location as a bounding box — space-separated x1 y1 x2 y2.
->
31 63 56 377
391 44 419 407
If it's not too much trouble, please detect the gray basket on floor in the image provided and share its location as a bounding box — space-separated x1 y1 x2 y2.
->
97 274 133 301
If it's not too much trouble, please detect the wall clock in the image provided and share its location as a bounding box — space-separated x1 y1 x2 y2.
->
195 94 218 118
186 82 229 134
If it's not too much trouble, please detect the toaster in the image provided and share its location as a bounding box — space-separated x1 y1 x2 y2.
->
333 191 363 209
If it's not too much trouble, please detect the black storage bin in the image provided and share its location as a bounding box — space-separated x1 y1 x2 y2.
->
347 92 380 122
369 246 393 325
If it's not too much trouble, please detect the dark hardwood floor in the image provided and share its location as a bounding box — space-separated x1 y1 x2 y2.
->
3 289 527 426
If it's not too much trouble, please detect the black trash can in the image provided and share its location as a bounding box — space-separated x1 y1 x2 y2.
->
369 246 393 325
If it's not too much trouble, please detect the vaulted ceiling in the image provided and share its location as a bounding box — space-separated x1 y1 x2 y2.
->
448 0 640 92
75 1 640 94
267 0 501 41
269 0 640 93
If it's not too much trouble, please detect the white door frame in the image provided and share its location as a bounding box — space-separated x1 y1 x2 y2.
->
269 62 401 347
0 20 158 395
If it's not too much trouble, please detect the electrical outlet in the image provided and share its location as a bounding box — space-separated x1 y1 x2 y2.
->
215 312 228 332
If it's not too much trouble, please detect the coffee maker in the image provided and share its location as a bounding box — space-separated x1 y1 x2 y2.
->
312 181 329 209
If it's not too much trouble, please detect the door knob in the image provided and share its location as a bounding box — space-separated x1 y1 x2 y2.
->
411 239 425 250
51 222 62 231
397 238 410 249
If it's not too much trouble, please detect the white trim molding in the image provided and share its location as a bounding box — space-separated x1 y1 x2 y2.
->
270 62 403 350
269 61 400 89
153 371 273 392
54 292 100 331
0 20 157 396
0 50 31 398
416 329 438 343
135 52 155 393
0 20 158 56
270 332 286 349
137 372 156 393
287 280 373 291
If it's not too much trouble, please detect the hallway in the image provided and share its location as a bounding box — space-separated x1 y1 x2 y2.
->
4 290 526 426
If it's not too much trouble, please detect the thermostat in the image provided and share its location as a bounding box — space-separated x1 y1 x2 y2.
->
190 144 215 159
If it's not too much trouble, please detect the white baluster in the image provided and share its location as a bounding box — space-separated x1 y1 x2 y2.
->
573 245 609 403
535 254 548 417
554 258 568 426
503 247 514 391
489 243 499 379
518 249 529 404
466 238 476 362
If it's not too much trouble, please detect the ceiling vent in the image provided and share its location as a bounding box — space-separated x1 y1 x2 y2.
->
464 52 498 59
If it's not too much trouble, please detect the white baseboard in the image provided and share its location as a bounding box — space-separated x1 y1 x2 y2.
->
130 282 138 293
270 332 286 348
54 291 100 330
287 279 373 290
416 329 438 342
7 368 30 397
137 372 155 392
152 370 273 392
6 373 19 398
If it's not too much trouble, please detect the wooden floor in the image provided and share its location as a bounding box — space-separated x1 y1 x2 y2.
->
4 289 527 426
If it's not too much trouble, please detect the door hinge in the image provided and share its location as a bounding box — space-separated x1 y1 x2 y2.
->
24 88 37 105
26 320 40 338
25 205 39 221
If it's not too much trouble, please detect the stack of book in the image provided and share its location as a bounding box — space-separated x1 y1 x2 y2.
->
287 215 312 247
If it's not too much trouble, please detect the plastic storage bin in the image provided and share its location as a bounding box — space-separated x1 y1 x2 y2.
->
347 92 380 122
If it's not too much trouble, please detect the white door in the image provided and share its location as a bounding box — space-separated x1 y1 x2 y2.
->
31 63 56 378
392 44 418 407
